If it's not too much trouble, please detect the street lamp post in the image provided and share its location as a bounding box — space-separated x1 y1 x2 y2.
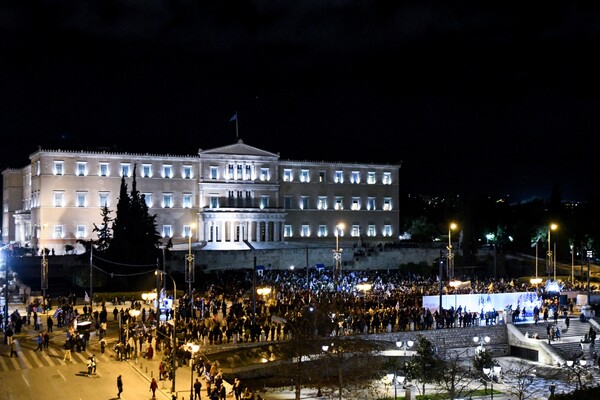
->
447 223 457 279
449 280 461 311
566 359 588 390
473 335 490 354
483 365 501 400
156 270 177 394
547 223 557 280
392 341 412 400
333 223 344 286
186 224 195 317
187 342 200 399
127 309 141 358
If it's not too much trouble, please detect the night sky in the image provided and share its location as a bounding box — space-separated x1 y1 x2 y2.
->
2 2 600 202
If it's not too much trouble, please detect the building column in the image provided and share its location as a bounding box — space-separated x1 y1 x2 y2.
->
247 220 253 242
256 221 261 242
265 222 270 242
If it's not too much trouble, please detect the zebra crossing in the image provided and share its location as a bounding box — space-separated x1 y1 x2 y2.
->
0 337 115 372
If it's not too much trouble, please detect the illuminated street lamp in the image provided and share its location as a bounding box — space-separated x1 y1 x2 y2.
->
449 280 461 310
566 359 588 390
127 308 141 358
333 223 345 284
547 223 557 280
483 365 502 400
448 223 458 278
186 223 196 310
187 342 200 398
473 335 490 354
155 270 177 394
392 340 413 400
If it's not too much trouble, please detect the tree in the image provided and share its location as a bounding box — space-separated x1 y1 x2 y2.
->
92 205 113 252
438 349 480 400
472 347 494 372
407 334 444 397
501 359 541 400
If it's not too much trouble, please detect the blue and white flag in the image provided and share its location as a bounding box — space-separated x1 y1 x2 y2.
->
229 113 237 122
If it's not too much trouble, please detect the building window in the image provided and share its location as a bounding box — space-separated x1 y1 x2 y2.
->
36 160 41 175
318 225 327 237
182 165 192 179
300 170 310 183
283 169 293 182
236 164 243 180
99 163 109 177
142 164 152 178
284 196 293 209
53 161 64 176
143 193 152 208
300 196 309 210
162 165 173 179
367 171 376 184
182 194 193 208
383 172 392 185
162 225 172 238
284 225 293 237
121 163 131 177
162 193 173 208
76 192 87 207
301 224 310 237
383 198 392 211
210 166 219 180
319 171 326 183
351 225 360 237
351 197 360 210
53 225 64 239
317 196 327 210
383 225 392 237
351 171 360 184
183 225 192 238
245 164 252 180
210 196 219 208
76 225 86 238
367 197 376 211
77 162 87 176
53 192 64 207
334 197 343 210
99 192 109 207
227 164 234 179
260 195 270 209
260 168 270 181
367 225 376 237
334 170 343 183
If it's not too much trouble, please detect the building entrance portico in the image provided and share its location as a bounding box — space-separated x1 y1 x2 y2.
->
201 211 286 244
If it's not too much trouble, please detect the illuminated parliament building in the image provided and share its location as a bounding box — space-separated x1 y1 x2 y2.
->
2 140 400 254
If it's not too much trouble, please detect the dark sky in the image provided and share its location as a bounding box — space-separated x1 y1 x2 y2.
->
2 1 600 201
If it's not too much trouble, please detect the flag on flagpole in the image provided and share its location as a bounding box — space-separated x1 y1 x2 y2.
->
84 291 90 303
229 113 237 122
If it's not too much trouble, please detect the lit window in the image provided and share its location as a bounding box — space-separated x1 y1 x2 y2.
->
260 168 270 181
335 197 343 210
245 165 252 180
142 164 152 178
182 194 193 208
77 162 87 176
383 198 392 211
284 196 292 209
284 225 293 237
121 163 131 177
335 171 343 183
351 171 360 184
319 171 326 182
383 225 392 237
162 193 173 208
53 192 64 207
76 225 86 238
318 225 327 237
76 192 87 207
53 161 64 176
237 165 243 180
351 225 360 237
383 172 392 185
260 195 270 209
367 225 376 237
162 165 173 179
183 225 192 238
301 225 310 237
227 164 234 179
181 165 192 179
210 166 219 180
351 197 360 210
210 196 219 208
53 225 64 239
300 196 309 210
300 170 310 183
143 193 152 207
283 169 293 182
367 172 376 184
367 197 376 210
99 192 109 207
162 225 172 238
99 163 109 177
317 196 327 210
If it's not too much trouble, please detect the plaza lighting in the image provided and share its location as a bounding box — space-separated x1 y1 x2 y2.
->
186 223 196 308
155 270 177 393
257 286 272 297
187 342 200 397
473 335 490 354
127 308 141 358
547 223 557 280
448 223 458 278
333 223 344 283
483 365 501 400
449 280 461 310
391 341 413 400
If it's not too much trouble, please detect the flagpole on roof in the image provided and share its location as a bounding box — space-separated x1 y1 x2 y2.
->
229 112 239 139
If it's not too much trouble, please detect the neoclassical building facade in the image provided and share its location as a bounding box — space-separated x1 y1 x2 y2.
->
2 141 400 253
